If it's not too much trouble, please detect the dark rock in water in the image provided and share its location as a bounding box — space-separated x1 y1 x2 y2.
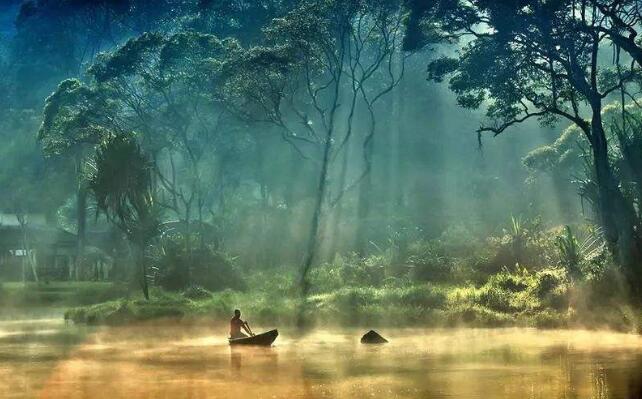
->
360 330 388 344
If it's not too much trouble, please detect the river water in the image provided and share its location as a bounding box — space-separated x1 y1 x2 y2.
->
1 318 641 399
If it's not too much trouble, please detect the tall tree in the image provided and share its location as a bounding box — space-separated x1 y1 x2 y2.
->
219 0 406 310
86 32 244 264
38 79 114 279
407 0 642 296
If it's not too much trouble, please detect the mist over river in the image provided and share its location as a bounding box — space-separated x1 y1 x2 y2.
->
1 318 641 399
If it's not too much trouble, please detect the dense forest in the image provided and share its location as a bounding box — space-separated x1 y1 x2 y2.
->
1 0 642 332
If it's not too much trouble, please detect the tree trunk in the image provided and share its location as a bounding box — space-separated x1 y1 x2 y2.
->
256 141 271 266
388 81 402 231
356 169 373 255
135 243 150 300
17 215 38 283
75 155 87 281
356 123 376 255
298 135 333 325
590 106 641 296
329 141 350 258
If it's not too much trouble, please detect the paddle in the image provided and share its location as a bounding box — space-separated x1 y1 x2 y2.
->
244 321 256 337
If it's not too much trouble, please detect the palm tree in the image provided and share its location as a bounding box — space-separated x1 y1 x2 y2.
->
90 134 161 299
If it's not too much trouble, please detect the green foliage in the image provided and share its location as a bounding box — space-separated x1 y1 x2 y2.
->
152 233 245 292
182 285 213 300
555 226 581 276
61 241 636 331
553 225 607 280
310 284 447 326
90 135 160 246
39 79 113 156
449 267 569 316
309 253 393 292
406 240 452 282
89 134 161 299
523 126 586 176
89 33 165 82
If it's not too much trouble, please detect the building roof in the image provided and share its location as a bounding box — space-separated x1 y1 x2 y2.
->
0 213 47 227
0 225 77 250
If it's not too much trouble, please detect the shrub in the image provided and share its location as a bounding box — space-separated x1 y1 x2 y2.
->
182 285 213 300
482 217 558 276
448 267 569 315
553 225 608 280
446 304 513 327
533 268 569 310
437 224 483 258
309 253 391 290
406 240 452 282
191 250 245 292
332 287 378 308
152 237 245 292
341 254 389 287
488 271 529 292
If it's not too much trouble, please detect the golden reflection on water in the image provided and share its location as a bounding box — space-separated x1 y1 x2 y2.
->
0 320 641 399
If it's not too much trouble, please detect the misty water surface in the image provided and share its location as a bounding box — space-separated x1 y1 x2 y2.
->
1 319 642 399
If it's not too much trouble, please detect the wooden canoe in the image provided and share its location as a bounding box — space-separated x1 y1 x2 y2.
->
229 329 278 346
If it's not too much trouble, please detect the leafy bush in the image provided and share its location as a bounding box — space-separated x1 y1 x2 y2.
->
190 250 245 292
152 235 245 292
479 217 558 277
406 240 452 282
449 267 568 315
533 268 569 311
554 225 607 280
343 254 389 286
437 224 483 257
182 285 213 300
555 226 582 277
309 253 391 290
489 271 529 292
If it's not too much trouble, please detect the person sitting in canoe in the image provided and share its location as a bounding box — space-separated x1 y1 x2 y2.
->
230 309 254 339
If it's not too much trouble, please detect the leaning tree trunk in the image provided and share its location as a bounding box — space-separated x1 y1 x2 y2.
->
298 134 334 326
590 107 641 297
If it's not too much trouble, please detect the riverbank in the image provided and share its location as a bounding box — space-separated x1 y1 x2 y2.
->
61 270 642 332
3 266 639 332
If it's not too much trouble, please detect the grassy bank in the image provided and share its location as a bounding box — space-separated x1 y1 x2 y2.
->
62 268 642 332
